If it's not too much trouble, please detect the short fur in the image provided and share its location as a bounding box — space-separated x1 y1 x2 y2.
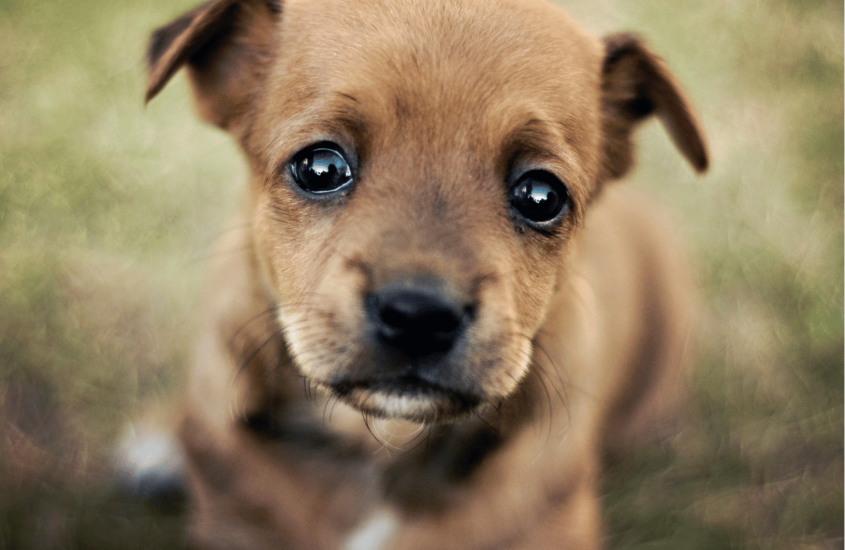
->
145 0 708 548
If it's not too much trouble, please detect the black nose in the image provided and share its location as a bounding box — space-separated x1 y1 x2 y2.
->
367 286 472 358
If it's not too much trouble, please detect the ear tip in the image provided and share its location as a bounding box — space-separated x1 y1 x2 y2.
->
143 3 204 106
691 153 709 174
145 79 162 104
691 140 710 173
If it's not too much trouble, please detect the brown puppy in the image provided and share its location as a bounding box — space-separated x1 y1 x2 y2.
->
145 0 707 548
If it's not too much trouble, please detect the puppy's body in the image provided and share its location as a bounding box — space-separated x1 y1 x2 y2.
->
178 187 693 550
144 0 707 548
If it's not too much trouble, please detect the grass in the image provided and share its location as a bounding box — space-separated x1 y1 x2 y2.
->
0 0 841 548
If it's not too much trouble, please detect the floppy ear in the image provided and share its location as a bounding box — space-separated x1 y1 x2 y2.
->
599 33 708 181
145 0 280 129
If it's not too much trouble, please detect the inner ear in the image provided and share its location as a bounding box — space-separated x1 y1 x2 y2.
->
146 0 281 130
599 33 708 182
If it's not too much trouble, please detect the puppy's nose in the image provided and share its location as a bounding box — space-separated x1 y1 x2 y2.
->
367 286 472 358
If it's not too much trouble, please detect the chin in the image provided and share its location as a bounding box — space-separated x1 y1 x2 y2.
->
326 377 484 423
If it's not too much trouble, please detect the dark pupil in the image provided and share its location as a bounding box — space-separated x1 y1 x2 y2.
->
511 178 563 222
295 148 352 193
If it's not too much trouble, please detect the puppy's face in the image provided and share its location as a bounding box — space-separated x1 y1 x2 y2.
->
146 0 707 423
244 0 601 422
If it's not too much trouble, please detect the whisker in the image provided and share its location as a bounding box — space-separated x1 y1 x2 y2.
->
392 422 436 456
473 411 499 436
323 393 335 424
227 305 281 348
360 411 389 451
234 328 285 381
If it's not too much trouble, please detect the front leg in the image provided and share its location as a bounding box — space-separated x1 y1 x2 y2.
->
182 410 382 550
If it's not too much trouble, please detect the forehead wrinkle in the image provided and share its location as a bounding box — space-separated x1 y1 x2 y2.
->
277 0 601 156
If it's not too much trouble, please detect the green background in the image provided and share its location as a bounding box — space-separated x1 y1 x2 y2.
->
0 0 841 548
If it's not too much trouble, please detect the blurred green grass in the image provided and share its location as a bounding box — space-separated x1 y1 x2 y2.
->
0 0 841 548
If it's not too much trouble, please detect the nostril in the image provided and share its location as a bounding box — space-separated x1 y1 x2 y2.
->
379 299 460 333
367 287 471 357
379 300 416 331
417 307 463 336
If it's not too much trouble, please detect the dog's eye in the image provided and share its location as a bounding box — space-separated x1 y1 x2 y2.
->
509 171 569 225
290 145 354 195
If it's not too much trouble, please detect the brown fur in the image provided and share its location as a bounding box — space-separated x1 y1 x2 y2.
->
145 0 707 548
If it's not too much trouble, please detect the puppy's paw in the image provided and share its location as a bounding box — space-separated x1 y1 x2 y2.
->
113 423 186 507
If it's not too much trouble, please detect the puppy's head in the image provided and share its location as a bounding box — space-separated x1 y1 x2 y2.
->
147 0 707 423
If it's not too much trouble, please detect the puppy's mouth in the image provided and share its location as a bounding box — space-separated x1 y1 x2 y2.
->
327 376 482 423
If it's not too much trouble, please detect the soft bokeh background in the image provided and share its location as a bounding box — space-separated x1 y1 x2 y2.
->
0 0 841 548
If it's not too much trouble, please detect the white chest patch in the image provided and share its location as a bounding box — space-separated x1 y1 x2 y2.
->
343 509 400 550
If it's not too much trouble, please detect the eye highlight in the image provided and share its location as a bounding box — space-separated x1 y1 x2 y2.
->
289 144 354 195
509 170 570 226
